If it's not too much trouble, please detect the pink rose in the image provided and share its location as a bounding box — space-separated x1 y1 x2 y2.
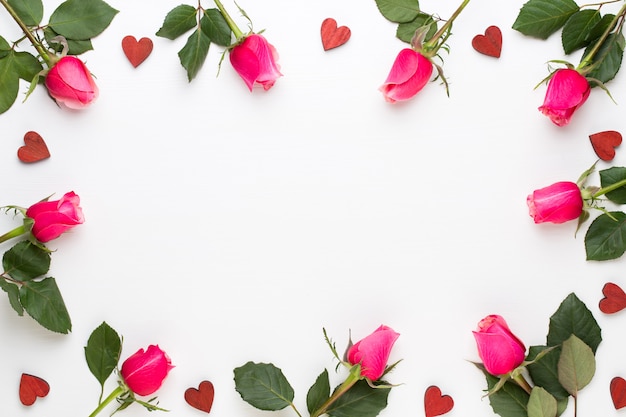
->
120 345 173 396
473 315 526 376
346 325 400 380
230 34 282 91
379 49 433 103
538 68 590 126
45 56 99 109
26 191 84 243
527 181 583 224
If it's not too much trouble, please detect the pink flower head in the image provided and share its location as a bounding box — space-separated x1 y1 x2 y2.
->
346 325 400 380
45 56 99 109
120 345 173 396
538 68 590 127
229 34 282 91
473 315 526 376
26 191 84 243
379 48 433 103
527 181 583 224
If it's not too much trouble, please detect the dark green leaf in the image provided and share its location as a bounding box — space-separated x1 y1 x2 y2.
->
527 345 569 400
375 0 420 23
178 27 211 82
3 241 50 282
0 56 20 114
484 372 529 417
0 36 10 59
156 4 198 40
528 387 557 417
557 335 595 396
0 279 24 315
49 0 118 40
600 166 626 204
19 277 71 334
11 51 43 81
327 379 390 417
8 0 43 26
307 369 330 415
201 9 232 47
562 9 601 54
588 14 615 42
584 32 624 85
585 211 626 260
547 293 601 353
396 13 437 44
234 362 294 411
85 321 121 395
512 0 579 39
44 27 94 55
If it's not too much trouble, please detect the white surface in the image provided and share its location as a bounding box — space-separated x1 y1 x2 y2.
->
1 0 625 416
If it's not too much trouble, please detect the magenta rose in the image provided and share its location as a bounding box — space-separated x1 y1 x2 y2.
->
527 181 583 224
229 34 282 91
346 325 400 380
45 56 99 109
26 191 84 243
120 345 173 396
473 315 526 376
379 49 433 103
538 68 590 126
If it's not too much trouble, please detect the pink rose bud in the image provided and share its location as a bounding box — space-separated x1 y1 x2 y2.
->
379 48 433 103
527 181 583 224
473 315 526 376
538 68 590 127
45 56 99 109
229 34 282 91
26 191 84 243
346 325 400 380
120 345 173 396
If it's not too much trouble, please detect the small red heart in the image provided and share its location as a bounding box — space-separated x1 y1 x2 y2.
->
321 18 351 51
611 377 626 409
19 373 50 406
590 130 622 161
122 35 153 68
472 25 502 58
184 380 214 414
424 385 454 417
599 282 626 314
17 131 50 163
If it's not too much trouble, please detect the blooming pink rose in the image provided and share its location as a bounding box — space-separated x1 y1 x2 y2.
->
26 191 84 243
379 49 433 103
230 34 282 91
538 68 590 127
346 325 400 380
527 181 583 224
45 56 99 109
473 315 525 376
120 345 173 396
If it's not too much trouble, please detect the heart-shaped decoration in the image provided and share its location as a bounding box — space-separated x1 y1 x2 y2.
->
590 130 622 161
599 282 626 314
185 380 215 413
611 377 626 409
19 373 50 406
424 385 454 417
321 18 351 51
472 25 502 58
17 131 50 163
122 35 153 67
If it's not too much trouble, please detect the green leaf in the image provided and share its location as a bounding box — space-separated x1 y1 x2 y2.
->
600 166 626 204
526 346 569 400
0 36 11 59
156 4 198 40
0 279 24 315
396 13 437 44
484 372 529 417
19 277 71 334
0 56 20 115
3 241 50 282
11 51 43 81
588 14 615 42
85 321 122 391
557 335 595 396
44 27 93 55
327 379 390 417
178 27 211 82
561 9 601 54
547 293 602 353
307 369 330 415
8 0 43 26
374 0 420 23
49 0 118 40
528 387 558 417
585 211 626 261
512 0 579 39
201 9 232 47
584 32 625 85
234 362 294 411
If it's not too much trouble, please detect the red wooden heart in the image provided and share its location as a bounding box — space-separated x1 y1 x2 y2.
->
122 35 153 67
184 380 214 413
611 377 626 409
472 26 502 58
321 18 351 51
599 282 626 314
424 385 454 417
19 373 50 406
17 131 50 163
590 130 622 161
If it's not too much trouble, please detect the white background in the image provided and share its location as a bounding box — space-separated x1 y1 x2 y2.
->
1 0 626 416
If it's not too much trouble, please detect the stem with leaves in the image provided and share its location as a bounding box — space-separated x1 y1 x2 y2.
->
310 368 361 417
213 0 244 40
421 0 470 57
88 386 124 417
0 0 53 66
578 1 626 72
